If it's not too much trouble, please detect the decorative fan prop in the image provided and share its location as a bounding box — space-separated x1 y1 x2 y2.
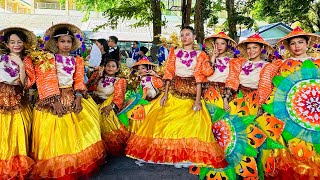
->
117 86 149 127
190 89 269 179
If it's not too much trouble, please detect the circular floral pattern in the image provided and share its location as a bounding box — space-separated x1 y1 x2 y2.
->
286 79 320 131
212 118 236 155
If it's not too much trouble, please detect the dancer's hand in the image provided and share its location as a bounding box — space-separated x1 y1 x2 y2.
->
101 105 112 116
223 98 231 111
193 100 202 111
52 101 66 117
72 96 83 114
210 43 219 63
160 94 168 107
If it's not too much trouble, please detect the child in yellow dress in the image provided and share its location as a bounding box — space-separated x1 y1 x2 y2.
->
0 27 36 179
27 23 105 179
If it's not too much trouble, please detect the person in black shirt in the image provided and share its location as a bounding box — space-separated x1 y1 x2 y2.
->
106 36 120 62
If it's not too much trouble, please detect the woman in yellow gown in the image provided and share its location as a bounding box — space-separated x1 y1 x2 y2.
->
26 23 105 179
0 27 36 179
126 26 227 168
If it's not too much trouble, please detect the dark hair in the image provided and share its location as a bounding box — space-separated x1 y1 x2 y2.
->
287 35 309 44
3 30 28 57
109 36 118 44
137 64 154 71
53 27 74 42
4 30 27 43
133 41 139 45
181 26 195 34
96 39 109 53
139 46 148 54
103 58 121 76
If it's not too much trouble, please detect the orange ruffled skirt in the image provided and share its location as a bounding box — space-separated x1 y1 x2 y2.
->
126 93 227 168
30 97 105 179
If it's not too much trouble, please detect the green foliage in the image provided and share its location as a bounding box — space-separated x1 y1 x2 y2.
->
251 0 319 32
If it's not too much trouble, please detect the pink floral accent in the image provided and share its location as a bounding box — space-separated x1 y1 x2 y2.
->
55 54 75 75
215 57 230 72
176 50 197 67
141 76 151 88
101 76 116 87
1 55 19 77
242 62 264 75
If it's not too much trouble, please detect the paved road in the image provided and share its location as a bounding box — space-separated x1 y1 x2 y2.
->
91 156 198 180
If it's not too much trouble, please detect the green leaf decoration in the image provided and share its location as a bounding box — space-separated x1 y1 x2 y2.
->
314 144 320 154
138 99 150 105
282 130 295 142
118 113 129 127
242 115 256 125
212 107 227 122
225 168 237 180
245 145 258 157
301 60 316 69
265 138 285 149
237 90 243 98
199 167 210 180
272 76 285 87
262 103 274 114
138 85 143 94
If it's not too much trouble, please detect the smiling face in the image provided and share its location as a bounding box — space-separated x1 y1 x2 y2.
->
56 35 73 55
180 28 196 47
105 60 119 76
6 34 25 54
137 64 148 76
289 37 308 58
215 38 228 55
246 43 262 61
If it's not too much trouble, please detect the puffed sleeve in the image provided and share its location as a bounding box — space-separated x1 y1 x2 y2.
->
193 51 213 83
163 47 176 80
257 59 283 105
23 56 35 89
225 57 247 91
151 76 163 89
113 78 126 109
73 56 86 92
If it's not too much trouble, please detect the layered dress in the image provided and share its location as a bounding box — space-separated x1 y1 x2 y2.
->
27 54 105 179
126 47 226 167
0 54 34 179
87 70 128 156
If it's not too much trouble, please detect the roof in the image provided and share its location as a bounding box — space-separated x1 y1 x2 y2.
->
238 22 292 38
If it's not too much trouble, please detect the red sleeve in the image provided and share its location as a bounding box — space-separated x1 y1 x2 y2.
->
151 76 163 89
225 57 247 91
163 47 176 80
194 51 213 83
23 56 35 89
73 56 86 92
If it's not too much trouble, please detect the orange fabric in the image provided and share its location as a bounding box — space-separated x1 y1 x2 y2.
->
0 155 34 180
151 76 163 89
101 125 130 156
86 70 100 92
126 134 228 168
29 141 105 179
23 56 36 89
73 56 86 92
35 56 60 100
163 47 176 80
194 51 213 83
257 59 283 105
113 78 126 108
225 57 247 90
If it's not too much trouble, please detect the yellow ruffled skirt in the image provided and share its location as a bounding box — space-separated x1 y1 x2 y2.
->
126 93 227 168
100 95 130 156
0 105 34 179
30 97 105 179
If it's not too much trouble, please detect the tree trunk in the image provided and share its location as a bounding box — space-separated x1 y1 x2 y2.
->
226 0 237 41
181 0 192 27
151 0 161 44
194 0 204 44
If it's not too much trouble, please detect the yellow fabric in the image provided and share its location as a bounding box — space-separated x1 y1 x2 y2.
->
127 96 158 134
0 106 32 160
136 93 214 141
31 97 101 160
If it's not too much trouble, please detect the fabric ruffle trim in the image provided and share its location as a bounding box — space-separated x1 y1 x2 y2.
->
29 141 106 179
126 134 228 168
0 155 34 180
102 126 130 156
